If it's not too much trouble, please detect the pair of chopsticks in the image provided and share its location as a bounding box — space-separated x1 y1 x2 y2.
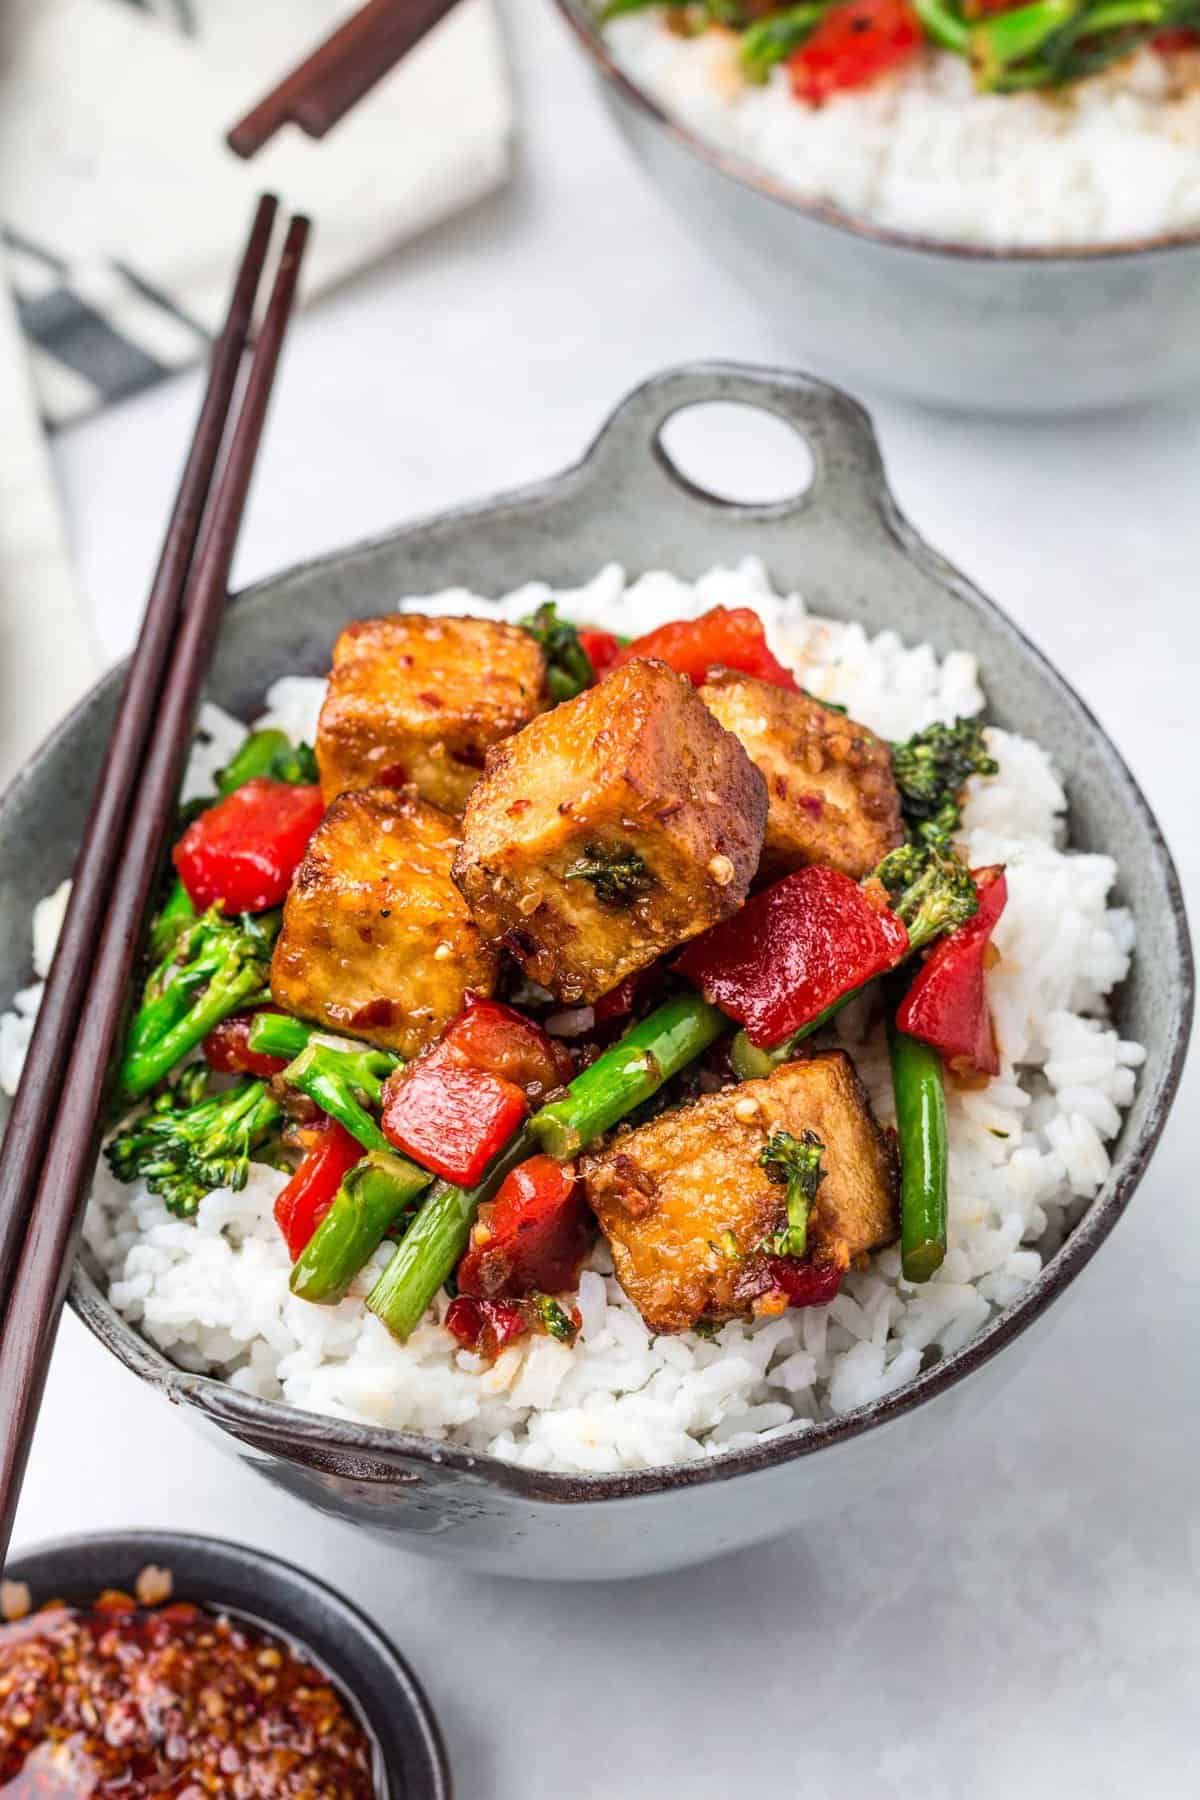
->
0 196 311 1562
228 0 462 160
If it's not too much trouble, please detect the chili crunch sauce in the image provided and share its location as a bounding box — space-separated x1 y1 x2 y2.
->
0 1588 376 1796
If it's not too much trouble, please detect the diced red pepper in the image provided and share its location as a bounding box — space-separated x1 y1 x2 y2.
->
788 0 921 102
896 867 1007 1077
458 1156 593 1300
381 1044 528 1186
1152 26 1200 50
578 627 623 682
592 961 666 1026
273 1119 362 1260
613 607 800 691
444 998 571 1103
173 778 324 914
675 865 909 1048
202 1009 289 1079
768 1257 846 1308
444 1295 529 1360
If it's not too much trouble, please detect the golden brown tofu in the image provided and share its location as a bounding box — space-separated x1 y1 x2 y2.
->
583 1052 899 1335
699 671 902 881
316 613 545 815
453 659 768 1004
270 787 498 1057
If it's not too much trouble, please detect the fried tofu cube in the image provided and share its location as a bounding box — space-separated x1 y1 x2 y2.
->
700 671 902 881
453 659 768 1004
583 1052 899 1335
315 613 545 815
270 787 498 1058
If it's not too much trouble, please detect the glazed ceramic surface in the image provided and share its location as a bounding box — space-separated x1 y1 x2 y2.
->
552 0 1200 416
0 366 1190 1578
1 1530 451 1796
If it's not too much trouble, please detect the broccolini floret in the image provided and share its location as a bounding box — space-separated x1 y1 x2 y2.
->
520 602 596 702
118 905 280 1102
107 1066 282 1217
876 836 979 951
216 728 317 794
758 1128 825 1260
891 717 998 840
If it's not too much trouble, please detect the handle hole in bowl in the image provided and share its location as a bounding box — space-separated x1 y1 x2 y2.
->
655 402 816 509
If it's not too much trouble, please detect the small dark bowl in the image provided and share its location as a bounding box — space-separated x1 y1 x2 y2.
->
1 1530 450 1798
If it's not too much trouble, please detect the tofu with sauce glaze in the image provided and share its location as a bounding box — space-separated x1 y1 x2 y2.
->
699 671 902 881
452 658 768 1004
583 1052 899 1335
270 787 497 1058
315 613 545 815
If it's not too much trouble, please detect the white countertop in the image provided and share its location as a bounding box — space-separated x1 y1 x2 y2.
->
14 6 1199 1794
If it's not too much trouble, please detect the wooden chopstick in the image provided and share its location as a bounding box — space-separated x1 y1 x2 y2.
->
226 0 462 160
0 212 312 1561
0 193 278 1317
291 0 462 141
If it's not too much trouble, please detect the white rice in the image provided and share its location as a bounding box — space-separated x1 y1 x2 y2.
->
3 559 1142 1475
606 18 1200 248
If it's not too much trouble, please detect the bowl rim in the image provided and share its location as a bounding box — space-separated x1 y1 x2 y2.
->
551 0 1200 265
1 1527 451 1797
58 364 1195 1508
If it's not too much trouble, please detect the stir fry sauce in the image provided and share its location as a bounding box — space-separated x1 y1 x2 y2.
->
0 1590 376 1797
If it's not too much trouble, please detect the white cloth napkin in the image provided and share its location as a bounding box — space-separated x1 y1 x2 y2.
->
0 0 513 425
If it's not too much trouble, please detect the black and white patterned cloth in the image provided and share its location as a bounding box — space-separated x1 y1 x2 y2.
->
1 0 511 427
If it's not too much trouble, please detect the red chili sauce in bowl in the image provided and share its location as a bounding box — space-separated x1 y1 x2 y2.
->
0 1584 376 1796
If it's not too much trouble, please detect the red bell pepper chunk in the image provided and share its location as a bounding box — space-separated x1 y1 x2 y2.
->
444 998 571 1103
1152 26 1199 49
613 607 799 691
768 1257 845 1309
202 1010 289 1079
381 1045 528 1187
444 1295 529 1360
788 0 922 103
896 867 1007 1077
676 865 909 1048
458 1155 593 1300
273 1119 362 1261
592 960 666 1026
173 777 324 914
578 626 623 683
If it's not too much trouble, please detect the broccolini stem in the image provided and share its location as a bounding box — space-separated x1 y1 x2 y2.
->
729 988 860 1081
290 1150 433 1304
216 728 289 794
970 0 1081 86
888 1015 949 1283
148 879 196 962
532 993 727 1159
740 5 826 80
366 1126 538 1341
282 1041 401 1152
913 0 971 48
247 1012 315 1061
118 962 268 1101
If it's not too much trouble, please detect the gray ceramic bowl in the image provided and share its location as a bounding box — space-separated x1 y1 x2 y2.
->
2 1530 451 1795
552 1 1200 415
0 365 1191 1579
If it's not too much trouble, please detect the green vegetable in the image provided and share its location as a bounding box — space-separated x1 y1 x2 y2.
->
148 878 197 962
117 906 280 1101
107 1066 281 1218
758 1128 825 1259
366 1125 538 1341
370 992 728 1338
247 1012 315 1062
216 728 318 796
530 1293 579 1344
520 601 596 702
533 992 727 1158
888 1016 949 1283
891 716 998 840
876 837 979 952
912 0 971 49
740 5 824 79
564 842 653 907
281 1041 401 1153
290 1149 432 1304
